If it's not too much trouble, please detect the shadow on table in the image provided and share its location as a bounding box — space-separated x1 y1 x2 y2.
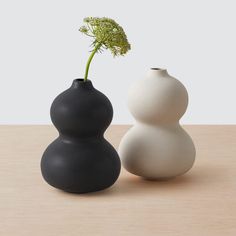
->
74 162 225 197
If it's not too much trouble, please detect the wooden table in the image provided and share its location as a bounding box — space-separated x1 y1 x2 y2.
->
0 125 236 236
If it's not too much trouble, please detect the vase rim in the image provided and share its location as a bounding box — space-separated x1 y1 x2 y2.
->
73 78 91 82
150 67 166 71
148 68 168 77
71 78 93 89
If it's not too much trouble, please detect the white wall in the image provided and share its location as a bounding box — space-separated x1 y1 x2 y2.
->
0 0 236 124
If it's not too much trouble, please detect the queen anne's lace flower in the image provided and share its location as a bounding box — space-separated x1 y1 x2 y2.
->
79 17 131 56
79 17 131 81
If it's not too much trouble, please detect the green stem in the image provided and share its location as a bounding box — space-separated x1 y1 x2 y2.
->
84 42 101 82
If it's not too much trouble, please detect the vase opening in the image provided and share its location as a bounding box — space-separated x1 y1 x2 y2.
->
151 68 165 71
148 68 168 77
72 79 93 89
74 78 91 82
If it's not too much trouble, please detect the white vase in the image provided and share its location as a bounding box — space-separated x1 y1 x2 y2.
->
119 68 196 180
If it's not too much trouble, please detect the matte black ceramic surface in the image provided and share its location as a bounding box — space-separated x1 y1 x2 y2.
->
41 79 121 193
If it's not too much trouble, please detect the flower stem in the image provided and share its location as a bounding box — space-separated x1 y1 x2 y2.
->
84 42 101 82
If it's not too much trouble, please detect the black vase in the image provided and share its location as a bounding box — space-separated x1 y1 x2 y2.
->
41 79 121 193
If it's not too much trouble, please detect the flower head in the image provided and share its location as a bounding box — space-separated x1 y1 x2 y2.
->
79 17 131 56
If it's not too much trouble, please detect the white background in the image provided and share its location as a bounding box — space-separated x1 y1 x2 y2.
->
0 0 236 124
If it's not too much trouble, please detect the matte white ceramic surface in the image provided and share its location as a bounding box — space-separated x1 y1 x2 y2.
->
119 68 196 179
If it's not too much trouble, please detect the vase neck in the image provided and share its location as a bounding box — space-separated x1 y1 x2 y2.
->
71 79 94 89
147 68 169 78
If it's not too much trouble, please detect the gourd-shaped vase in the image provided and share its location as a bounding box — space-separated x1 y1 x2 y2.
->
41 79 121 193
119 68 196 180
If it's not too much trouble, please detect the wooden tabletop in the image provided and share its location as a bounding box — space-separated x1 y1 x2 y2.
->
0 125 236 236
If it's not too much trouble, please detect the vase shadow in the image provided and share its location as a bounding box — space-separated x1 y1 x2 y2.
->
56 160 224 198
112 163 224 196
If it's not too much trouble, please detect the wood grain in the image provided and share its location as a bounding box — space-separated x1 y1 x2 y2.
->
0 125 236 236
